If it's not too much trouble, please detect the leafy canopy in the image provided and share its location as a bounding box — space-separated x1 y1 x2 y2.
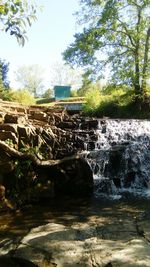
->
0 0 38 45
63 0 150 94
15 64 45 97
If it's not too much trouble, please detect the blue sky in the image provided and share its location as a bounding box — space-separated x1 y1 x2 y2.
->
0 0 80 88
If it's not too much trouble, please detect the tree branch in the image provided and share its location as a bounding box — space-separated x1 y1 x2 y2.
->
116 17 136 48
0 141 80 167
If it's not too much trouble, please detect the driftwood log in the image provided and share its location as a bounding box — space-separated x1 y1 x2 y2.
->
0 140 93 203
0 140 80 167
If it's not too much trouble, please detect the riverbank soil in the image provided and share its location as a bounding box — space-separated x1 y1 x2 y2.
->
0 197 150 267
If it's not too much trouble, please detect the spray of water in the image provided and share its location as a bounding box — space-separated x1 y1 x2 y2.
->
83 119 150 199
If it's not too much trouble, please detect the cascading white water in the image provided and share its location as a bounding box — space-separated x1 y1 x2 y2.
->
84 119 150 199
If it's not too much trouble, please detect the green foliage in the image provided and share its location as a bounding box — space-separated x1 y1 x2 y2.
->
5 138 14 146
78 71 92 96
0 74 9 100
83 86 102 114
0 59 9 88
42 88 53 99
83 83 150 118
64 0 150 95
70 89 78 97
0 0 38 45
9 89 35 105
0 59 10 100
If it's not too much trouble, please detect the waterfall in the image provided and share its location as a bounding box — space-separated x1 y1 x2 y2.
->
83 119 150 199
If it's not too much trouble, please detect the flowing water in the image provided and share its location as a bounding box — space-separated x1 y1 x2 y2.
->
1 119 150 266
83 119 150 199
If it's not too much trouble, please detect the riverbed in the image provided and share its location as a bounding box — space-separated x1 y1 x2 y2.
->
0 196 150 267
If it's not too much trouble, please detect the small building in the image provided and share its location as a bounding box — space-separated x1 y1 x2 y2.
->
54 85 71 100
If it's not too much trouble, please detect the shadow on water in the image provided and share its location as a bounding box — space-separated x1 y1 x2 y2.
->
0 195 150 238
0 196 150 266
0 256 38 267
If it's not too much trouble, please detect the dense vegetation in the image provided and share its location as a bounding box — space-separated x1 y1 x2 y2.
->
64 0 150 113
83 84 150 118
1 0 150 118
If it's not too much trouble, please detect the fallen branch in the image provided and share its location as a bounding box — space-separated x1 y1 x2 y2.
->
0 140 80 167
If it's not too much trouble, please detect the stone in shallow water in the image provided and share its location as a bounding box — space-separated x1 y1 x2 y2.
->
14 221 150 267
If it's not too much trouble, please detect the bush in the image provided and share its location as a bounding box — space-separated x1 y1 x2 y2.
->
83 84 145 118
9 89 35 105
83 87 102 115
70 89 78 97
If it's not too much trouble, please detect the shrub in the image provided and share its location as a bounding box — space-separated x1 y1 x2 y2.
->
83 87 102 114
70 89 78 97
9 89 35 105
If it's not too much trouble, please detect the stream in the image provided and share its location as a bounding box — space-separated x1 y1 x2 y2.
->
0 119 150 266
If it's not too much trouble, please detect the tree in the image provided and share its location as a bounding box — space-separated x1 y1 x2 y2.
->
78 71 92 96
15 64 45 97
0 0 37 45
42 88 53 99
50 61 82 90
0 59 10 100
63 0 150 97
0 58 9 88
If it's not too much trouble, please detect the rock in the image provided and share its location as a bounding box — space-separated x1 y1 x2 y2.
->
80 119 98 130
34 157 93 200
4 114 26 124
0 124 18 135
0 185 14 211
104 145 126 183
29 111 49 123
53 157 93 196
58 121 77 129
0 112 5 124
14 219 150 267
0 131 18 144
0 256 37 267
0 161 15 174
18 125 35 147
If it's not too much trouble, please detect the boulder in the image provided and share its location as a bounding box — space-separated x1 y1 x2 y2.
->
52 157 93 196
34 157 93 199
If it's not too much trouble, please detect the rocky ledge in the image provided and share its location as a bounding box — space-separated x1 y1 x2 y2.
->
0 101 99 210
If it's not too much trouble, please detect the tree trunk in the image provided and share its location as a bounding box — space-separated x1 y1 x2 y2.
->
134 8 142 96
141 27 150 91
134 52 142 96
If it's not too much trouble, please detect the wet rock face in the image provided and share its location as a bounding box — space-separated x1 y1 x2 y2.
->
53 158 93 196
0 102 99 205
34 157 93 201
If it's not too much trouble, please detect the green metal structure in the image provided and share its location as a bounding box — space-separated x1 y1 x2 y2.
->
54 85 71 100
